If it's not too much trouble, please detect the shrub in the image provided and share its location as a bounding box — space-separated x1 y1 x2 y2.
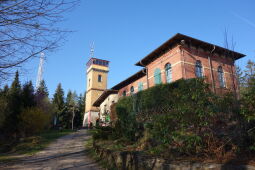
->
114 97 140 141
112 78 245 158
92 126 114 140
19 107 51 136
241 78 255 151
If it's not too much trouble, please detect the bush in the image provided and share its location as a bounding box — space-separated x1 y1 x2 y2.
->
241 78 255 151
114 98 140 141
92 126 115 140
19 107 51 136
112 78 245 157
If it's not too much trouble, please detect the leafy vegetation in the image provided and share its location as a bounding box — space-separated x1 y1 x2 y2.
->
0 72 85 154
52 85 85 130
92 60 255 162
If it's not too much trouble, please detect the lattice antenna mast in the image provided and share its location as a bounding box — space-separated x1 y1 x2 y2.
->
89 42 95 59
36 52 45 89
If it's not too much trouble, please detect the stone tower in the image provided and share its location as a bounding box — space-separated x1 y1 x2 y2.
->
83 58 109 127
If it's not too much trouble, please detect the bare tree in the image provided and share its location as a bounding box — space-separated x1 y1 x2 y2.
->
0 0 79 81
223 28 237 57
223 28 239 97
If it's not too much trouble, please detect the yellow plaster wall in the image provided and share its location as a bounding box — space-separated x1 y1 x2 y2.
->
85 64 109 113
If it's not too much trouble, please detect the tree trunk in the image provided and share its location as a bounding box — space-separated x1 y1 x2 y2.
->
72 107 75 130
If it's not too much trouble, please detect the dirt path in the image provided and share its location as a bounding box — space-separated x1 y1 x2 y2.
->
0 129 103 170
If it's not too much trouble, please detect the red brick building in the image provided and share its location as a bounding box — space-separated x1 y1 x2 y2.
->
92 33 245 122
111 33 245 97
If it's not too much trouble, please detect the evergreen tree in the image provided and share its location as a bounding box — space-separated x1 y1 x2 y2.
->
0 86 9 129
2 85 9 95
74 93 85 128
35 80 53 126
36 80 49 100
66 90 75 106
35 80 49 107
10 71 21 94
53 83 65 110
244 60 255 87
70 91 79 129
241 77 255 121
52 83 65 127
61 90 75 129
22 81 35 108
4 71 22 139
235 65 244 87
235 65 245 96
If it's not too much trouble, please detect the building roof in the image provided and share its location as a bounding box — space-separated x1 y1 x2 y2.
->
111 69 146 90
93 89 118 107
135 33 246 67
86 57 110 67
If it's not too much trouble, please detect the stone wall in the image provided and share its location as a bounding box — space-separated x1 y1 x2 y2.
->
93 144 255 170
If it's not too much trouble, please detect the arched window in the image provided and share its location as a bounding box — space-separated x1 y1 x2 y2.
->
130 86 134 95
122 90 126 97
195 60 203 78
218 66 225 87
154 68 162 85
165 63 172 83
138 82 143 91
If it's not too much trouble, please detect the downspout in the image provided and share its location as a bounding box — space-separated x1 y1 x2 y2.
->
230 58 238 99
209 45 216 93
139 60 149 89
180 40 186 79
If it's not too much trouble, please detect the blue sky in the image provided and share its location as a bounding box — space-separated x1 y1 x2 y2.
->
19 0 255 97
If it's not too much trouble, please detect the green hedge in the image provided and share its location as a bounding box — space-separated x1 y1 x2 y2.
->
116 78 216 126
114 78 245 156
93 78 255 157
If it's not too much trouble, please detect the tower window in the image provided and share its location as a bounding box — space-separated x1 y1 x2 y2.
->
218 66 225 87
89 79 91 87
165 63 172 83
195 60 203 78
98 75 102 82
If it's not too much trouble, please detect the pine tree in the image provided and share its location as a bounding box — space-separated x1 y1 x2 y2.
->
35 80 49 106
244 60 255 87
4 71 22 139
10 71 21 94
241 60 255 121
35 80 53 125
235 65 244 87
235 65 245 96
52 83 65 127
61 90 75 129
66 90 75 106
36 80 49 98
2 85 9 95
22 81 35 108
75 93 85 128
0 86 9 129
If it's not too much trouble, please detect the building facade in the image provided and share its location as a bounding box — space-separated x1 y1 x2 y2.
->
83 58 109 127
111 33 244 97
93 89 118 124
89 33 245 124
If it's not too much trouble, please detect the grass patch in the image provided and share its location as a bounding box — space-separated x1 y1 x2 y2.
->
0 129 73 163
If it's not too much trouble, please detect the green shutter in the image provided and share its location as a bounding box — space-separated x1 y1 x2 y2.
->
154 68 161 85
138 82 143 91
